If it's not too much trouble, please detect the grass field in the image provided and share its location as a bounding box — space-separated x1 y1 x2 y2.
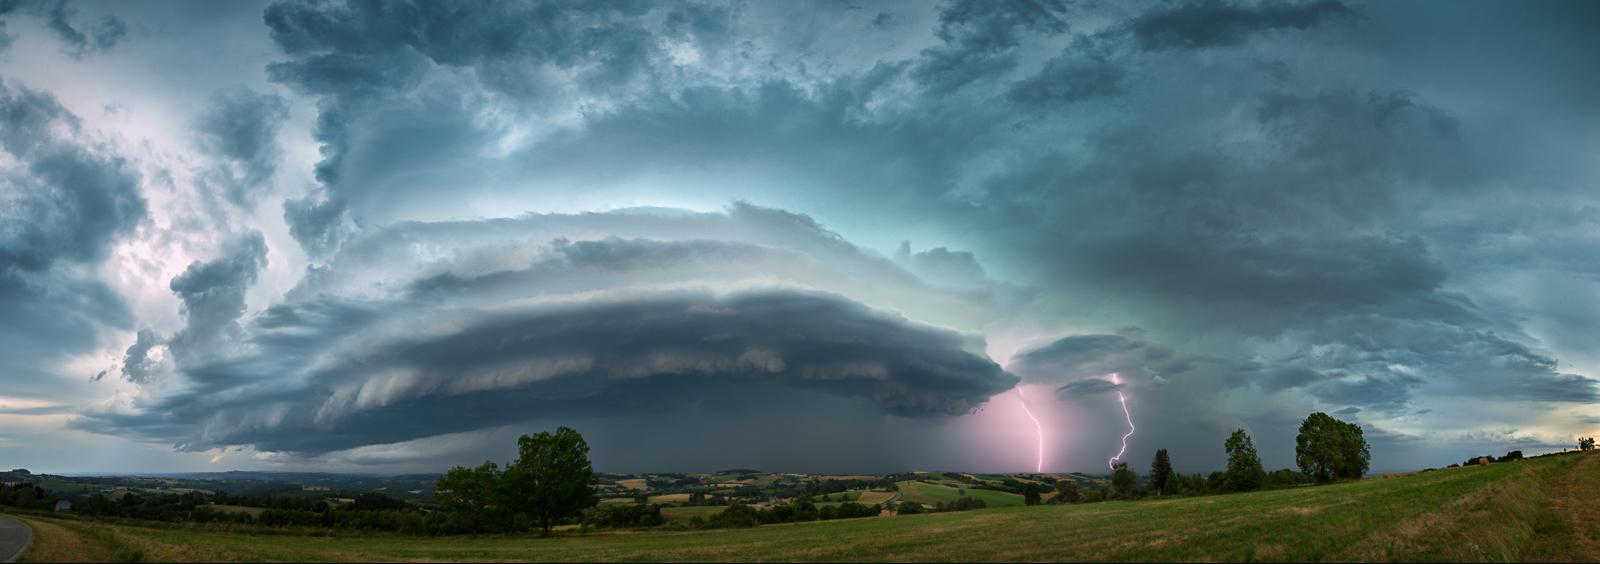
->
9 451 1598 562
896 480 1025 507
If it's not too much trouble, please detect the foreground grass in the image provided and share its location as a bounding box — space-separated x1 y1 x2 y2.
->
17 451 1600 562
14 516 131 563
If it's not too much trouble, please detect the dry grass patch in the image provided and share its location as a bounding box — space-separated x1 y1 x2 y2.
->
1538 452 1600 560
854 491 895 506
15 516 118 563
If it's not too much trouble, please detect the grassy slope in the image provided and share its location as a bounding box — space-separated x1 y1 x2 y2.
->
15 452 1600 563
14 516 130 563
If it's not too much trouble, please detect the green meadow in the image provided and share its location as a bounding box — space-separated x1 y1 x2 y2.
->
895 480 1027 507
12 451 1598 563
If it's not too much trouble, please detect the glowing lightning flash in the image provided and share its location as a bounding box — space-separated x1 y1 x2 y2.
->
1016 388 1044 473
1108 373 1136 470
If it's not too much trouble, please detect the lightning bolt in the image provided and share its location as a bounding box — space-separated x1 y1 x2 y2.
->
1017 388 1044 473
1108 372 1135 470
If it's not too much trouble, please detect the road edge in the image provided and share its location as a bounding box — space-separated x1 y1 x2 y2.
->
0 515 31 564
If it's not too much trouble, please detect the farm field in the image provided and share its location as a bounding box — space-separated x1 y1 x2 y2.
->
659 505 722 523
844 491 895 506
895 480 1026 507
10 451 1596 562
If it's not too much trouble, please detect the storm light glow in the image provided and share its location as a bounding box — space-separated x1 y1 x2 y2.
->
1016 388 1044 473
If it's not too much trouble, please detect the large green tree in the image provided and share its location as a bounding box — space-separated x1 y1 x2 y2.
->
502 426 600 535
1294 412 1371 482
1150 448 1174 496
1224 429 1265 492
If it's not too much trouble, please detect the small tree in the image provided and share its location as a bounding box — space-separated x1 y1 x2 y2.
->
1150 449 1174 496
896 501 925 515
1055 480 1080 504
1579 437 1595 451
1224 429 1265 492
1022 483 1043 505
1111 462 1137 498
502 427 599 535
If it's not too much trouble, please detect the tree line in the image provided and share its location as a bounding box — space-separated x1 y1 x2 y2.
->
1045 411 1371 503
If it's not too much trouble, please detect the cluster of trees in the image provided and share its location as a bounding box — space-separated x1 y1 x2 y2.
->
253 505 445 534
1455 450 1528 467
74 491 252 524
435 427 599 535
1052 412 1371 504
20 487 455 533
1021 483 1047 505
0 485 251 524
1450 443 1596 469
1215 412 1370 492
0 483 53 511
927 496 987 512
585 503 666 528
212 491 327 511
655 476 896 509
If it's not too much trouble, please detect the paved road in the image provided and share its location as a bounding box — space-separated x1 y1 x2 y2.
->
0 514 30 563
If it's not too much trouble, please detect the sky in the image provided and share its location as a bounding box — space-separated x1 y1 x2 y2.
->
1 0 1598 476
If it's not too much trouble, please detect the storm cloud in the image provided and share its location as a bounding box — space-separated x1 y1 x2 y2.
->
195 88 290 206
0 81 144 398
0 0 126 57
71 203 1019 459
3 0 1599 473
1127 0 1356 51
81 288 1015 455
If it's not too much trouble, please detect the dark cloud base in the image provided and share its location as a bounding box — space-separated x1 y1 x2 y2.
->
78 288 1017 456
